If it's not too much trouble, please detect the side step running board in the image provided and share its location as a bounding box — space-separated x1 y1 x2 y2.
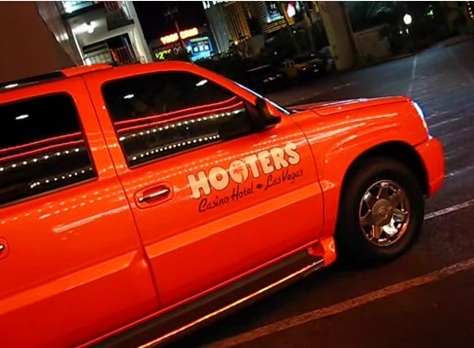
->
96 252 324 348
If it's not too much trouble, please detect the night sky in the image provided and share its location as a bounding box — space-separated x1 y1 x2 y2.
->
133 1 208 43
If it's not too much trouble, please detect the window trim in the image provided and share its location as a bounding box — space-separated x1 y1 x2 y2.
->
0 92 99 207
101 70 254 170
234 82 293 115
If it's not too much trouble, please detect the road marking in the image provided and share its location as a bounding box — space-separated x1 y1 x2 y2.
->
407 55 418 95
425 198 474 220
425 109 451 121
429 116 462 128
445 165 474 179
333 82 356 90
299 91 321 101
206 257 474 348
202 198 474 347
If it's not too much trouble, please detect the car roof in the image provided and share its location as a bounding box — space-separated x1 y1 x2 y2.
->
0 64 113 92
0 61 197 94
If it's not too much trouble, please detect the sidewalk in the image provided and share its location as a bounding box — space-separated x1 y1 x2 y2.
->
443 34 473 47
354 34 473 70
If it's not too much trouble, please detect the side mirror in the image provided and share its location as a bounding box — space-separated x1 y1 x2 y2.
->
251 97 281 131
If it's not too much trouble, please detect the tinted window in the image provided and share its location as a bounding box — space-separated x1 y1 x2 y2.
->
0 94 96 205
102 72 252 167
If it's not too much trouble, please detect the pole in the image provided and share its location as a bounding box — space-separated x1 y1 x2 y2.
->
164 7 186 50
173 19 187 50
301 2 316 52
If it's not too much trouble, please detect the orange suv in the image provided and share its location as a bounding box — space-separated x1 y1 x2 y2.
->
0 62 444 348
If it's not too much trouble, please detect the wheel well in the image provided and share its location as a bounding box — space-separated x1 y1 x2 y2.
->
341 141 429 196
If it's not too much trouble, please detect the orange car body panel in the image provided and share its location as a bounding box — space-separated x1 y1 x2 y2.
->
290 98 445 240
0 78 159 348
0 61 445 347
415 137 445 196
84 64 324 308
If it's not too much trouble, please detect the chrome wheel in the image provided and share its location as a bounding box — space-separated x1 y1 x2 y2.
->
359 180 410 247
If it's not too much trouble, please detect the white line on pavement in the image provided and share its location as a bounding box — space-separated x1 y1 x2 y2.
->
425 198 474 220
429 116 462 129
333 82 356 90
445 165 474 179
407 55 418 95
206 257 474 348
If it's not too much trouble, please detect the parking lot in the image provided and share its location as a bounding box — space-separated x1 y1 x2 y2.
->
168 38 474 348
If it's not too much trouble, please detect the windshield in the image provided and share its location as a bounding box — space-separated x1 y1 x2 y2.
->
234 82 293 115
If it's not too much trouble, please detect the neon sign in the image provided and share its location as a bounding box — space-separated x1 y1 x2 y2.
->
160 28 199 45
155 49 172 60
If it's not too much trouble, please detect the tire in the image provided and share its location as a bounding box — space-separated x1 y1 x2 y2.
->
335 157 425 267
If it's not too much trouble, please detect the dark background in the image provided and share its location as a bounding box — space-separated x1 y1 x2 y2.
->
134 1 208 43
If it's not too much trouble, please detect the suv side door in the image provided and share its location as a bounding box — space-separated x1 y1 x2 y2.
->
0 78 158 348
86 65 324 308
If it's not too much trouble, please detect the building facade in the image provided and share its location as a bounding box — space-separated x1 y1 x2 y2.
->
223 1 252 43
444 1 474 34
246 1 288 35
0 1 77 83
202 1 304 54
202 1 234 53
38 1 152 66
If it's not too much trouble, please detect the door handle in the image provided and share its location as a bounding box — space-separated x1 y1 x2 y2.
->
0 244 5 253
138 187 171 203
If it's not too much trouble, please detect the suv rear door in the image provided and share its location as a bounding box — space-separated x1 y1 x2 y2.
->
0 78 158 348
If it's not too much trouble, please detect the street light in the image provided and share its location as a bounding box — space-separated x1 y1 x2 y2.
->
403 13 412 26
402 13 413 35
402 13 414 52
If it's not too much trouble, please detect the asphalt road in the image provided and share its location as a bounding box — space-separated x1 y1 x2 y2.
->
168 38 474 348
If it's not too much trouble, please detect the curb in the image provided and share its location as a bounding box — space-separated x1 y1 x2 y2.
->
353 53 414 70
443 35 473 47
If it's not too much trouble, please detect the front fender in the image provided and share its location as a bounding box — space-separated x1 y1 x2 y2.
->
291 100 429 239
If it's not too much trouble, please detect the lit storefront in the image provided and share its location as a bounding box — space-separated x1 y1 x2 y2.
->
150 26 215 62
